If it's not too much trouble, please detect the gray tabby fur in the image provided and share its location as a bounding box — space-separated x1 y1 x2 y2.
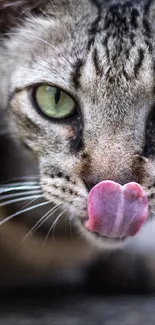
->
1 0 155 290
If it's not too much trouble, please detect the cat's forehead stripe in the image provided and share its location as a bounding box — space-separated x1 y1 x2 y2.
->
87 4 102 51
92 48 102 76
134 48 145 77
71 59 84 89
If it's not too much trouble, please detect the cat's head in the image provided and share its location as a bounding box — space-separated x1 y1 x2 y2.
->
1 0 155 249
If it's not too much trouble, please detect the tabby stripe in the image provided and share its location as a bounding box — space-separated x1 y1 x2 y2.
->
153 60 155 73
89 0 102 10
122 67 130 81
69 59 85 152
69 119 84 153
144 0 153 14
92 48 102 76
130 8 139 29
125 49 130 60
129 32 135 46
143 18 151 38
71 59 84 89
104 2 140 34
143 0 153 40
152 61 155 96
142 0 153 52
102 35 110 60
87 0 102 50
145 39 152 52
87 14 101 50
104 3 129 31
134 48 145 77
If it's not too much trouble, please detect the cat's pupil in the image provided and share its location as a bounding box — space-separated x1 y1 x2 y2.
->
55 89 61 105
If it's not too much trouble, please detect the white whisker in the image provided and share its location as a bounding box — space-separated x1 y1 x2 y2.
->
1 181 39 187
0 184 41 194
0 201 51 227
21 197 41 210
7 32 62 54
67 214 74 237
0 190 42 201
0 2 22 9
39 8 50 19
44 209 66 245
4 32 72 68
22 203 62 242
0 195 44 208
32 204 62 234
50 0 72 40
0 176 39 185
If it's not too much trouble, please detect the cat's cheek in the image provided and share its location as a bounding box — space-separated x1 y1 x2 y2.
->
61 126 75 141
11 118 40 152
22 137 40 155
9 109 41 154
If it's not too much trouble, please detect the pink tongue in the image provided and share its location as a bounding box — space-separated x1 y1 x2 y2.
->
85 181 148 239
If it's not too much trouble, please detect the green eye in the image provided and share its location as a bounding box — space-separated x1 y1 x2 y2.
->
35 85 75 119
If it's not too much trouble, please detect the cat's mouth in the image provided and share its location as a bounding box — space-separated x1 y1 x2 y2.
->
83 180 148 241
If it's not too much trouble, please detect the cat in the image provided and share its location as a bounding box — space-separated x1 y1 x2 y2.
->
1 0 155 291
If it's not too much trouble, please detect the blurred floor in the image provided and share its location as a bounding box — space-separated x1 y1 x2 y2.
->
1 285 155 325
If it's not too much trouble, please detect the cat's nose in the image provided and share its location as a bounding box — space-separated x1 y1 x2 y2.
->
81 146 143 192
83 177 100 192
83 174 136 192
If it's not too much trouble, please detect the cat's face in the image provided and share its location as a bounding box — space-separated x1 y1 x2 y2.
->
1 0 155 248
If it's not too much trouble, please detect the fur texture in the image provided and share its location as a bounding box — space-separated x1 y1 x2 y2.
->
1 0 155 289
